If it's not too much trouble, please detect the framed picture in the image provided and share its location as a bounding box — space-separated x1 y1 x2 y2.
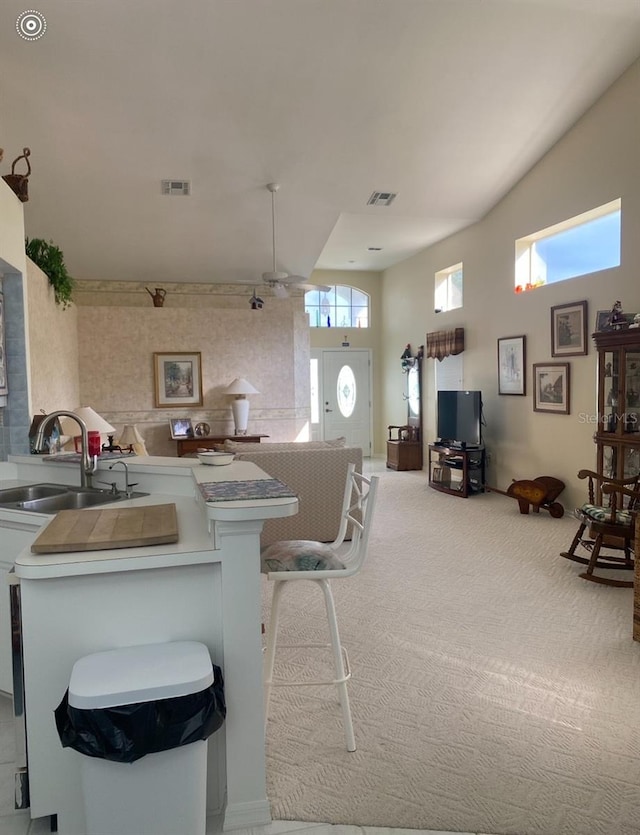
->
533 363 570 414
595 309 638 332
551 300 587 357
168 417 194 439
497 335 526 395
153 352 203 408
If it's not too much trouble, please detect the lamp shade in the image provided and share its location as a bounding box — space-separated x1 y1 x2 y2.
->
119 424 144 445
60 406 116 436
224 378 259 396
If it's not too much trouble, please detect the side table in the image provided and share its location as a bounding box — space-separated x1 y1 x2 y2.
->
176 434 269 457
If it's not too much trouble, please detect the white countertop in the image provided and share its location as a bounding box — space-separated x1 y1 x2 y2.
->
7 456 298 579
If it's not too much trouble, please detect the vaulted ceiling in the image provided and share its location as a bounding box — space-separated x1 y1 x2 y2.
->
1 0 639 287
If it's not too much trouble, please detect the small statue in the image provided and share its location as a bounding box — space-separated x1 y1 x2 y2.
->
608 300 626 330
630 313 640 329
146 287 167 307
401 344 412 371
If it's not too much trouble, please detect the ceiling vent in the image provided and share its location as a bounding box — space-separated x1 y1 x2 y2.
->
161 180 191 196
367 191 397 207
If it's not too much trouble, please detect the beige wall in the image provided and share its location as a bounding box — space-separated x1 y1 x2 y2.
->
74 284 310 455
381 59 640 508
25 260 80 415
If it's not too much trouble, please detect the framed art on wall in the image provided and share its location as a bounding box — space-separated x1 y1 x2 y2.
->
497 335 526 395
533 363 570 414
153 352 203 408
551 300 587 356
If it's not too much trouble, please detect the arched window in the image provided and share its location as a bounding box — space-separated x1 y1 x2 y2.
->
304 285 370 328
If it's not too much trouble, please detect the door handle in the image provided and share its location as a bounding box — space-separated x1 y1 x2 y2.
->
325 408 333 413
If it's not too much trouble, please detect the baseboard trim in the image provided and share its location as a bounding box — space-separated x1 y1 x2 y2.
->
223 798 271 830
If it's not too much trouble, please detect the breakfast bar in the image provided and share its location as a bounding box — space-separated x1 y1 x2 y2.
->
3 455 298 834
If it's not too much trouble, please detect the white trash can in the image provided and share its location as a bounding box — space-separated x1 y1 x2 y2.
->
66 641 217 835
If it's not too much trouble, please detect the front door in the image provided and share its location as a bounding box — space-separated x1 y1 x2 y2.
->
311 349 372 455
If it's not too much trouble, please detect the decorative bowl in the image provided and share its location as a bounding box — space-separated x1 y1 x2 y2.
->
197 451 235 466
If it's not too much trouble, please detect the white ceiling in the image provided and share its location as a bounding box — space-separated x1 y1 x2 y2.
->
1 0 639 286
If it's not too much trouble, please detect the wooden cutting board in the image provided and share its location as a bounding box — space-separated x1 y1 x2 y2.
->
31 503 179 554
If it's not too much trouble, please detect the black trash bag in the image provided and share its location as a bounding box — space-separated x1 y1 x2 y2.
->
55 664 225 764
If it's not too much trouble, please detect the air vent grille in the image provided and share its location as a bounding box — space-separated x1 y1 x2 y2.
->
367 191 397 207
161 180 191 196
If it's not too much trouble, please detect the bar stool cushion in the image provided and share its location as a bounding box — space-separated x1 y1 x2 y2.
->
261 540 345 573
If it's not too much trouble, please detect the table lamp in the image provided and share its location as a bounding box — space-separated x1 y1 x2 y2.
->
60 407 116 455
119 424 144 454
224 378 259 435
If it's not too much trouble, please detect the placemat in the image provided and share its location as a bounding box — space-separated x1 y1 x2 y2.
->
199 478 297 502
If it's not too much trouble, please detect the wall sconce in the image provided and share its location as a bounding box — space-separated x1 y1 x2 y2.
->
119 424 144 454
224 378 259 435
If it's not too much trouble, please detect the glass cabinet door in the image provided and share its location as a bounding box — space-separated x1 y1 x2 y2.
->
624 351 640 436
601 350 618 434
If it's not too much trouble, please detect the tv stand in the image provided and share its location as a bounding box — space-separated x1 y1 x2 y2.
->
428 443 486 498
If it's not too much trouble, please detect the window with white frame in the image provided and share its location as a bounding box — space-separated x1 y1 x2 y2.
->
515 199 621 293
304 285 369 328
435 263 463 313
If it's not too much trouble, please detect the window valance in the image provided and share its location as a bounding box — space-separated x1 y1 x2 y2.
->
425 328 465 361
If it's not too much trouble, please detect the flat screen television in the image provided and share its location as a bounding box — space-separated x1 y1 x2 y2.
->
436 390 482 448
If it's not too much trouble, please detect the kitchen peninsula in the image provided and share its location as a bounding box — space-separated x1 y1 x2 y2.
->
1 454 298 835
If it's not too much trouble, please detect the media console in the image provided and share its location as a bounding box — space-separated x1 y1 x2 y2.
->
428 443 486 498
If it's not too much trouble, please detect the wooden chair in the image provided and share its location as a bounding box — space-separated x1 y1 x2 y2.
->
560 469 640 587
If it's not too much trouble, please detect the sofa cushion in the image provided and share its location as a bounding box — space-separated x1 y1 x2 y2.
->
224 437 346 452
261 540 345 573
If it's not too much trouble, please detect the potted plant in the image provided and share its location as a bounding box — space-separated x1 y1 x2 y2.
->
25 237 75 308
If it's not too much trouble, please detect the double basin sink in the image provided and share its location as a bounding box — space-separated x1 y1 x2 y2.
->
0 483 148 514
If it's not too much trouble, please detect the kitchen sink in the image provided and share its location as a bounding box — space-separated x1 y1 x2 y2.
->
0 483 148 514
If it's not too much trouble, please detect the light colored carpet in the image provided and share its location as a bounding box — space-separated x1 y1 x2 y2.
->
263 469 640 835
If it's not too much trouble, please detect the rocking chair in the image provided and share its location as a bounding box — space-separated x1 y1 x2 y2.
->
560 469 640 587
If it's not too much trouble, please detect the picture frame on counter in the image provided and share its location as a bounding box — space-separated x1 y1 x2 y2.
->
153 352 203 408
169 418 194 439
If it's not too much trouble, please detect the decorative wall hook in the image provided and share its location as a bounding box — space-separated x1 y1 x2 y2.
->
146 287 167 307
2 147 31 202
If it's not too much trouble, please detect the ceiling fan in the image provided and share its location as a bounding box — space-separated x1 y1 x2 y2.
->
257 183 330 297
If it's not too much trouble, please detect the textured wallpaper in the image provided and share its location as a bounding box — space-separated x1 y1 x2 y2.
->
25 261 80 415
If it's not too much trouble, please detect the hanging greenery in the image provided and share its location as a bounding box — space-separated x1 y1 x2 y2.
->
25 237 75 309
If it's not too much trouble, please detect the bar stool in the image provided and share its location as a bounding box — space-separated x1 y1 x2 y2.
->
261 463 379 751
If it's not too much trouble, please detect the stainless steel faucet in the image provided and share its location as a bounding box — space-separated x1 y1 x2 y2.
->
34 410 97 488
108 460 137 498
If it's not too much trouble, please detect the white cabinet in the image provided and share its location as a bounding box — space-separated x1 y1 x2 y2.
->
0 519 43 694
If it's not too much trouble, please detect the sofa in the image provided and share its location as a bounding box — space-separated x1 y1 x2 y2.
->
224 439 363 546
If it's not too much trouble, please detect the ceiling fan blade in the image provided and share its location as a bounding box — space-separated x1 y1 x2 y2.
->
297 283 331 292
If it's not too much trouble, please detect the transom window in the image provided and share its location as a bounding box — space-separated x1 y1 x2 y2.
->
305 285 369 328
515 199 621 293
435 263 463 313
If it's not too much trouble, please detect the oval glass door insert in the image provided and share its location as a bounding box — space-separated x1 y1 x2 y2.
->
337 365 356 418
